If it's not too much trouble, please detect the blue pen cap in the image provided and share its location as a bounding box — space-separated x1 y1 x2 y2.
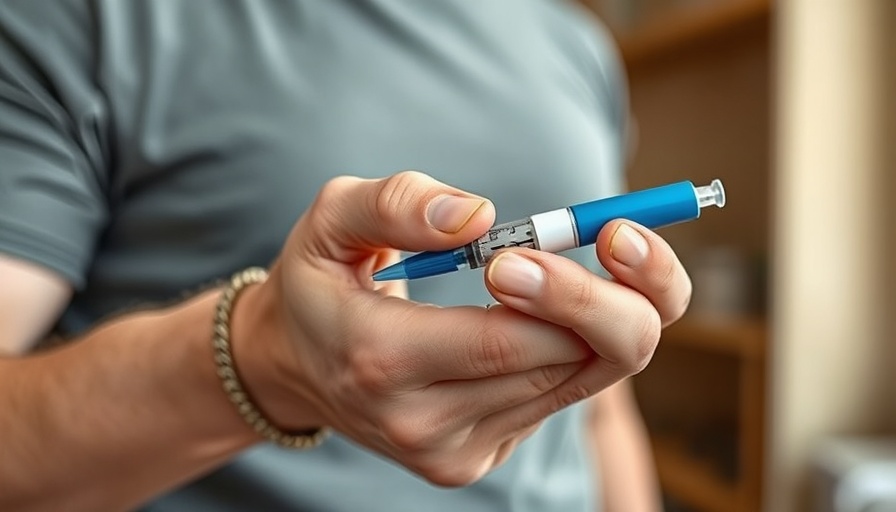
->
568 180 700 245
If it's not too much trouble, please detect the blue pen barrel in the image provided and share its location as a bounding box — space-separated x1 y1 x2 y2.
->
373 179 722 281
569 181 699 246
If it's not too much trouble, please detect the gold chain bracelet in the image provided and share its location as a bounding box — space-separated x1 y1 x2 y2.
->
212 267 330 449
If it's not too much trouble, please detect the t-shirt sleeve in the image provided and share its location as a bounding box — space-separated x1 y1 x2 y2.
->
0 2 110 289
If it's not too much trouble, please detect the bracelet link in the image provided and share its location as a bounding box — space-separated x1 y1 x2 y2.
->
212 267 330 449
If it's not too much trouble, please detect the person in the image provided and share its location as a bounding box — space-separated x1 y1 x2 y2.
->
0 1 692 511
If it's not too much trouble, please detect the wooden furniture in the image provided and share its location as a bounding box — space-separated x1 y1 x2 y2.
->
579 1 773 510
646 316 766 512
609 0 770 67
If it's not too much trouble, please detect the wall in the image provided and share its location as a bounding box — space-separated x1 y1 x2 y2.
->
626 20 770 269
886 1 896 430
767 1 895 510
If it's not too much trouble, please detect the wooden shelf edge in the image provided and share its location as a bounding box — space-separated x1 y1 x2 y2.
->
652 436 741 512
615 0 771 66
660 315 766 359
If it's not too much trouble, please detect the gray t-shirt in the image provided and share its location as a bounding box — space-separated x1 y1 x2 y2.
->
0 1 628 510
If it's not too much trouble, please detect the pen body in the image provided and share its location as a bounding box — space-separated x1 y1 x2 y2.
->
373 179 716 281
470 180 700 268
568 180 700 246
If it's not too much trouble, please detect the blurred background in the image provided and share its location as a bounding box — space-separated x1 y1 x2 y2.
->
577 0 896 511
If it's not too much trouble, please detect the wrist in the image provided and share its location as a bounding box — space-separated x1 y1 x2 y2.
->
149 289 260 446
227 268 324 434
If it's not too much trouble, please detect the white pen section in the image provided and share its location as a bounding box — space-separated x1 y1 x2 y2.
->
530 208 578 253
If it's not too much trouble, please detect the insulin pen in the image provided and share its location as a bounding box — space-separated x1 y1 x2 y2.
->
372 179 726 282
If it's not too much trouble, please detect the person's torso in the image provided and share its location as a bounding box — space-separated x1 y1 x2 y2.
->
34 1 627 510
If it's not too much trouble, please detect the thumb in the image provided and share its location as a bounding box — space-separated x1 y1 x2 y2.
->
298 171 495 262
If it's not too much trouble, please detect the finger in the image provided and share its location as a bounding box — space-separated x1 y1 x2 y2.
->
298 171 495 262
350 297 593 386
595 220 692 326
475 357 619 441
483 248 661 377
422 361 586 431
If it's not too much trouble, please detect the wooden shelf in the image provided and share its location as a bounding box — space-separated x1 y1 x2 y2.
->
661 315 766 360
651 316 768 511
652 435 740 512
611 0 771 66
574 3 772 510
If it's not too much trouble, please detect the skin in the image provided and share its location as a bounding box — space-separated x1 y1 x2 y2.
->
0 171 687 511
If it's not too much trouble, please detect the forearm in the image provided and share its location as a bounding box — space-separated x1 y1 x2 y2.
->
588 380 662 512
0 290 260 511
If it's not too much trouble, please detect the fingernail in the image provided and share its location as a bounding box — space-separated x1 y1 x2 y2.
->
426 195 486 233
487 253 545 298
610 224 649 268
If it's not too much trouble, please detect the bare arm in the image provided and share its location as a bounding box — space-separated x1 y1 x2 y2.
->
0 256 265 511
588 380 663 512
0 256 71 355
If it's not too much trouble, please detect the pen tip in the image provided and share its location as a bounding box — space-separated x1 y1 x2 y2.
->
372 263 408 282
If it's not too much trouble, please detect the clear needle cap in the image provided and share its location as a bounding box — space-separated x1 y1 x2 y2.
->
695 179 726 209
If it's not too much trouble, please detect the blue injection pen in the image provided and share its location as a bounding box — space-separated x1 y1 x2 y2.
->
372 179 726 281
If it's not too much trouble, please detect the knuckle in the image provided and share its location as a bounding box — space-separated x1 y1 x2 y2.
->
566 278 600 327
654 258 679 296
416 459 485 488
627 309 662 375
527 365 570 395
548 384 591 413
307 176 358 229
380 410 446 454
381 416 427 452
374 171 426 226
348 346 398 397
316 175 356 206
667 277 693 324
473 326 518 376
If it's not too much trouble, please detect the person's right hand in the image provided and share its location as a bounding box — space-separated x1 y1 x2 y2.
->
233 171 690 486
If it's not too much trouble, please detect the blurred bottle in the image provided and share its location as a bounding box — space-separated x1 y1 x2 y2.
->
689 246 752 320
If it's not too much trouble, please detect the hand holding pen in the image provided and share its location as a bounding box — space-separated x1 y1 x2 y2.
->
239 171 701 486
